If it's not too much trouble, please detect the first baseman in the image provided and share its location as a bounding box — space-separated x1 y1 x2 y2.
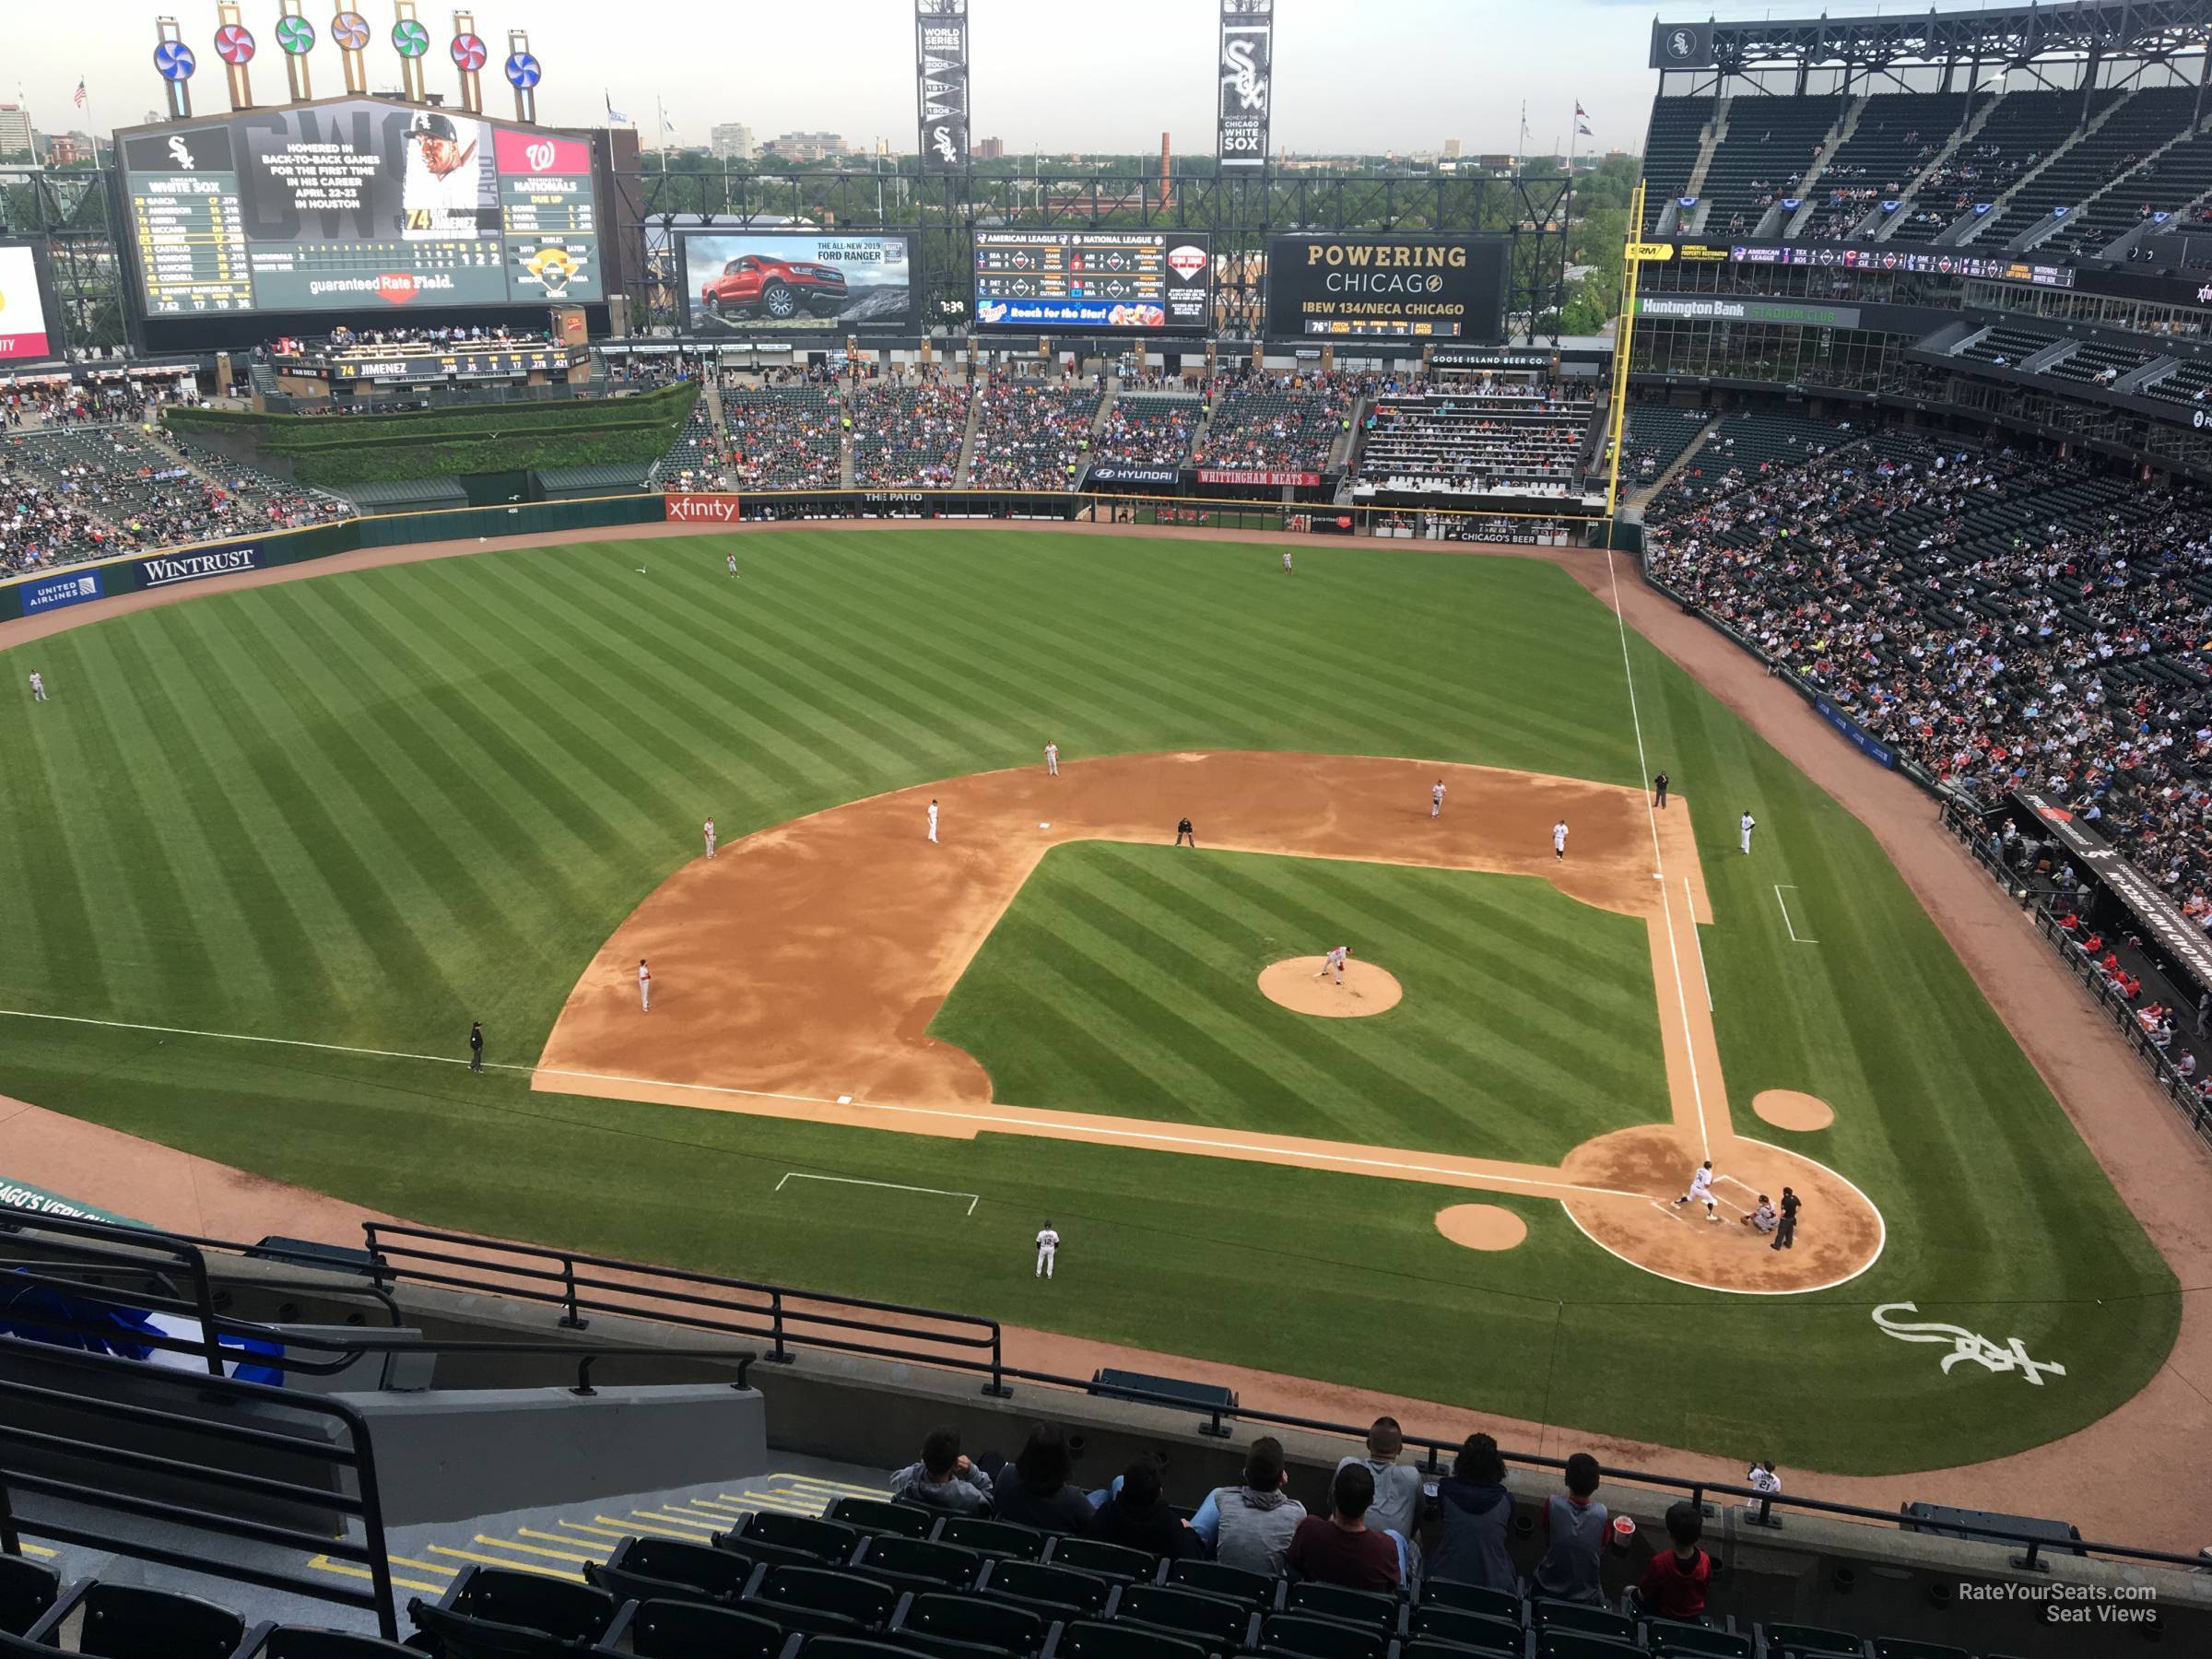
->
1740 810 1757 853
1431 779 1445 818
1044 742 1059 777
638 959 653 1011
1035 1220 1061 1278
1552 818 1569 860
1672 1159 1721 1220
28 672 47 702
1313 945 1350 984
928 798 940 843
702 817 717 859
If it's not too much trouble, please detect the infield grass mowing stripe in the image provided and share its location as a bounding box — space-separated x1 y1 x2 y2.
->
933 843 1670 1163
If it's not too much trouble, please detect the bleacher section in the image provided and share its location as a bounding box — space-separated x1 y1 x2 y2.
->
969 385 1102 491
1973 87 2198 249
722 387 843 491
1639 98 1713 230
852 385 967 488
1353 389 1596 501
649 398 728 490
1696 98 1839 234
1195 381 1351 474
2042 339 2154 386
1648 409 1847 510
1095 394 1204 466
1956 324 2056 366
1613 405 1711 493
1800 92 1968 241
1886 88 2095 241
2044 114 2212 258
2144 359 2212 407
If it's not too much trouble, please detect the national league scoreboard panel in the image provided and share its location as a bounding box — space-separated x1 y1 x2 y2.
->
971 230 1212 334
117 97 603 320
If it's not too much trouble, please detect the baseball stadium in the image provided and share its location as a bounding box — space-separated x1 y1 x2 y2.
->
1 3 2208 1654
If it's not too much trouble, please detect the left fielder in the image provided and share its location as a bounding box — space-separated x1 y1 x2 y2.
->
1035 1220 1061 1279
703 817 717 859
1740 810 1758 854
1044 742 1060 777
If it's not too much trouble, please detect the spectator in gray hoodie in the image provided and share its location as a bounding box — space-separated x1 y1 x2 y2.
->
889 1426 994 1517
1428 1432 1516 1591
1192 1436 1308 1573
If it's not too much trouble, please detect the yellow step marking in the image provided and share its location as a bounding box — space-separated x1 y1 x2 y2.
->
599 1513 713 1540
654 1505 739 1524
680 1498 748 1514
305 1553 448 1595
18 1545 57 1559
627 1509 722 1533
778 1477 888 1496
556 1520 635 1540
520 1528 615 1555
391 1555 459 1576
476 1534 602 1564
425 1544 582 1583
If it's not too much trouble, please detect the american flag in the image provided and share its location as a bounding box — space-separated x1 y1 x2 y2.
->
73 79 87 109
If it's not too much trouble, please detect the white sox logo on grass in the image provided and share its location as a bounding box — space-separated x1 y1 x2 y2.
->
1873 1303 2065 1385
136 545 264 588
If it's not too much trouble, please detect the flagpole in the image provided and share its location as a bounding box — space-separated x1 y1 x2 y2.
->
1564 101 1579 339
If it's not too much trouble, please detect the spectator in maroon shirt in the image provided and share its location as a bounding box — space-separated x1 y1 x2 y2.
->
1631 1500 1713 1623
1285 1463 1403 1592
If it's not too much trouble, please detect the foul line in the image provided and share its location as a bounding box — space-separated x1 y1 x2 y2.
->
1773 883 1818 945
1685 877 1712 1013
0 1006 1661 1206
1606 547 1712 1158
776 1172 979 1216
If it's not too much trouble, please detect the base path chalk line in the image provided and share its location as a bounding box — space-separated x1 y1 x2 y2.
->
1685 877 1713 1013
0 1004 1664 1207
1773 883 1818 945
776 1172 979 1217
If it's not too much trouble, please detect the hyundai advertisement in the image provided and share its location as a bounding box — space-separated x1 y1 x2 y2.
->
679 232 914 335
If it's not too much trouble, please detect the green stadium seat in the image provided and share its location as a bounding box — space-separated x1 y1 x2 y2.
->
1255 1613 1392 1659
719 1527 844 1575
976 1559 1114 1619
588 1558 736 1611
0 1559 59 1641
749 1566 901 1635
1421 1580 1524 1623
1535 1634 1647 1659
407 1597 605 1659
799 1640 921 1659
1532 1602 1638 1642
936 1518 1051 1561
446 1567 618 1645
1282 1583 1401 1634
625 1599 794 1659
899 1591 1050 1656
852 1536 988 1595
1870 1643 1971 1659
1047 1621 1208 1659
1047 1538 1159 1583
1408 1606 1525 1653
830 1499 936 1541
1113 1585 1256 1653
623 1536 761 1596
1760 1626 1866 1656
74 1583 246 1659
1401 1633 1523 1659
1642 1621 1749 1657
1164 1559 1278 1610
744 1512 866 1566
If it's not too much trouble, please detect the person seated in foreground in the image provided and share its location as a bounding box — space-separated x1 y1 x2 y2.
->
1193 1436 1308 1574
1285 1462 1403 1592
889 1425 994 1516
1428 1431 1516 1591
982 1421 1094 1532
1084 1455 1204 1559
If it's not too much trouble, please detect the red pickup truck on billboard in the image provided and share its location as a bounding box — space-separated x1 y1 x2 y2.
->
699 253 848 322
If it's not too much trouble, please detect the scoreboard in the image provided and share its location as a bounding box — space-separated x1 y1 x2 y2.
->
971 231 1212 335
118 98 604 320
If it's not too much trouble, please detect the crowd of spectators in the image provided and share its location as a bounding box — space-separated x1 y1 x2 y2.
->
718 388 843 490
967 382 1100 490
1354 383 1596 500
1194 371 1359 473
1643 412 2212 904
851 384 967 488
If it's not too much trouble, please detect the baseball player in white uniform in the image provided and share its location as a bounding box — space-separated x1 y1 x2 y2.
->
1672 1159 1721 1220
1740 810 1757 853
1552 819 1569 860
1281 550 1293 574
637 959 653 1012
927 798 940 843
28 672 47 702
1035 1220 1061 1278
726 553 738 578
1431 780 1445 818
1045 742 1059 777
703 818 717 859
1312 945 1350 984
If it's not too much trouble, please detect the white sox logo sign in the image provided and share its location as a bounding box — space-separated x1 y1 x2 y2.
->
1217 4 1273 171
1873 1303 2065 1385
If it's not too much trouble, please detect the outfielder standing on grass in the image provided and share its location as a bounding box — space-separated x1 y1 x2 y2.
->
703 817 717 859
1044 742 1059 777
28 671 48 702
1740 809 1758 854
1035 1219 1061 1279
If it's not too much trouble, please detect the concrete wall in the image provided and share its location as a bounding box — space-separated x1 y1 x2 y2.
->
336 1384 767 1525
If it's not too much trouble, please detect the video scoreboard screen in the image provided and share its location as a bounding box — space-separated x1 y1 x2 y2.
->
972 231 1211 334
118 98 603 319
1265 234 1509 341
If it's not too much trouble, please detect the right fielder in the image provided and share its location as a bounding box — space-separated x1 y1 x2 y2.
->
1035 1220 1061 1278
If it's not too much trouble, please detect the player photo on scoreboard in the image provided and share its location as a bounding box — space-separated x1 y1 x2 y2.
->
229 100 499 245
399 110 498 240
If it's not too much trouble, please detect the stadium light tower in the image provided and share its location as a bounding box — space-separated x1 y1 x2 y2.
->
332 8 372 96
151 17 196 121
505 29 540 124
213 2 257 112
391 0 430 103
451 10 488 115
276 0 316 103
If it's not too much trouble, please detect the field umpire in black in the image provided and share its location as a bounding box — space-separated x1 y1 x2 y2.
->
1175 817 1196 848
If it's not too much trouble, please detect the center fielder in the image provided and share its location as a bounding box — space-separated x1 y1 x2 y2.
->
1035 1220 1061 1278
702 817 717 859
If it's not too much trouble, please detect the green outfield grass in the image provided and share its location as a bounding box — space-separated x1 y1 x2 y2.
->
0 529 2178 1472
931 844 1670 1162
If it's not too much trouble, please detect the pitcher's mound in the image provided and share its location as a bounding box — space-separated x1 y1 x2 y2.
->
1752 1089 1836 1132
1435 1204 1527 1251
1258 957 1404 1018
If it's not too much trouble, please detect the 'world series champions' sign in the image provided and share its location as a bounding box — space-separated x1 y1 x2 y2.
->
1217 0 1273 172
915 0 971 175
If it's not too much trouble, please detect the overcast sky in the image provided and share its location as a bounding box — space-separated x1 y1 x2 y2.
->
11 0 2014 157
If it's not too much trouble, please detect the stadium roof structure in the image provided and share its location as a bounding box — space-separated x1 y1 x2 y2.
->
1653 0 2212 90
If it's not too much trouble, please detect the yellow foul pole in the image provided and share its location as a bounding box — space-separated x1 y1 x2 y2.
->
1605 181 1665 538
